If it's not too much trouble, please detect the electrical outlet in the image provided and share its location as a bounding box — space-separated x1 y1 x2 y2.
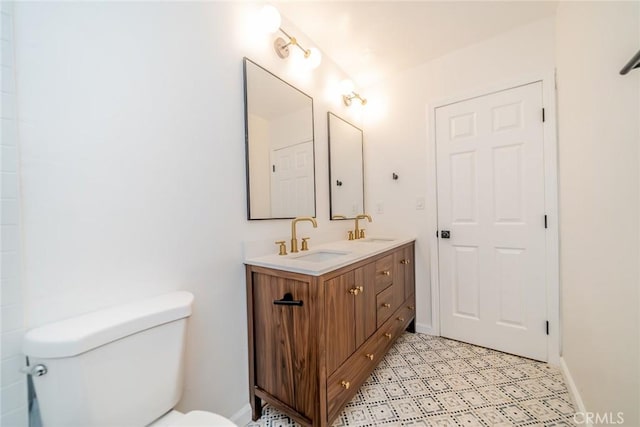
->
416 197 425 210
376 201 384 214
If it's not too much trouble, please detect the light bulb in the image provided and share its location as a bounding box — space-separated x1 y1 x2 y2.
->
307 48 322 69
259 5 281 34
339 79 355 95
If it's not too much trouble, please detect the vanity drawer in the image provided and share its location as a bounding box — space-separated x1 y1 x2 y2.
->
393 301 415 335
404 296 416 318
376 284 396 328
379 297 416 354
327 328 383 420
374 254 394 293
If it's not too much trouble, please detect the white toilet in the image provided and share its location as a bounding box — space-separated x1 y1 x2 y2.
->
23 291 237 427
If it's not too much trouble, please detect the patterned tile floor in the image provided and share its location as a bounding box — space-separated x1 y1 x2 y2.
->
247 333 576 427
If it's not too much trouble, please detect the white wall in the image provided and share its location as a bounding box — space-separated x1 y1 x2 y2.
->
364 17 556 332
13 1 363 421
270 107 313 150
556 2 640 424
1 2 28 426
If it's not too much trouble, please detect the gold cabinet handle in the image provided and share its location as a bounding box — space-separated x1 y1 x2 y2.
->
384 333 392 340
397 317 405 322
341 380 350 389
380 270 391 276
349 286 364 296
381 303 391 308
365 353 374 360
408 305 415 311
400 259 411 265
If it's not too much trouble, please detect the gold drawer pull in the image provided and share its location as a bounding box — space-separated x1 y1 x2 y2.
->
341 380 350 389
397 317 405 322
408 305 415 310
365 353 374 360
400 259 411 264
384 333 392 340
380 270 391 276
381 303 391 308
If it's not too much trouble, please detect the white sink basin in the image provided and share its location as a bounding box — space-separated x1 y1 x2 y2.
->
292 250 351 262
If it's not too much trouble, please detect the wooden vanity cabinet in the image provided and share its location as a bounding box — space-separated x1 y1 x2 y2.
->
245 242 415 427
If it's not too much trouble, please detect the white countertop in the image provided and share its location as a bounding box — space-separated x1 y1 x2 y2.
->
244 236 415 276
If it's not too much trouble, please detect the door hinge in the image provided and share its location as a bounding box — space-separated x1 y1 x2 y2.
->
544 214 548 229
542 108 546 122
546 321 549 335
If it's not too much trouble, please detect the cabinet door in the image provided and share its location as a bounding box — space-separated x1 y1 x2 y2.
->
325 271 356 374
253 273 314 418
403 245 415 300
374 254 394 293
354 263 376 348
393 245 415 306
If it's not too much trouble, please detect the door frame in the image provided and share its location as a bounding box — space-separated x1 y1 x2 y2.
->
425 72 560 365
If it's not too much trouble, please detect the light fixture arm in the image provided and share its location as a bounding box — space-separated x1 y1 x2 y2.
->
275 27 312 59
343 91 367 106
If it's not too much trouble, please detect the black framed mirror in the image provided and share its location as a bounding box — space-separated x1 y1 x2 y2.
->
328 112 364 220
243 58 316 220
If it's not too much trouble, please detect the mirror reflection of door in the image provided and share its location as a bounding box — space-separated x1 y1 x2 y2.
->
328 113 364 220
270 141 314 218
244 58 316 220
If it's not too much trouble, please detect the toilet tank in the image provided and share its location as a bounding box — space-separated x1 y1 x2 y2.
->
23 291 194 427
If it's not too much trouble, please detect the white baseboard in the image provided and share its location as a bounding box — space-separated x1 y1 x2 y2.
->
560 357 589 426
415 322 438 336
230 403 251 426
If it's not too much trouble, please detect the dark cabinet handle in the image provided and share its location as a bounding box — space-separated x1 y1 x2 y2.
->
336 180 343 186
273 292 303 306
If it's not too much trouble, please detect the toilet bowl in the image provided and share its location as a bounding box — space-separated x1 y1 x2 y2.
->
23 291 236 427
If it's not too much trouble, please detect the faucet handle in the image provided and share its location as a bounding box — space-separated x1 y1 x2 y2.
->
359 229 365 239
348 230 354 241
301 237 310 251
275 241 287 256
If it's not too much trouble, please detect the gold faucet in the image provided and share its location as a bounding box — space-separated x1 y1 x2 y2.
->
353 214 372 239
291 217 318 253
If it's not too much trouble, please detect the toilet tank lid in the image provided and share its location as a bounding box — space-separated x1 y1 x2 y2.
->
23 291 194 359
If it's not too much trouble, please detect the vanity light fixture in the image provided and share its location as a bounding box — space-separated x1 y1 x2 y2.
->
340 79 367 106
343 91 367 107
260 5 322 69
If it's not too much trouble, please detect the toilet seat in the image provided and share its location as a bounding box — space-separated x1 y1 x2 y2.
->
151 410 237 427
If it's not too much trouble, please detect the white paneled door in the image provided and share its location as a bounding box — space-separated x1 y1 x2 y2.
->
436 82 547 361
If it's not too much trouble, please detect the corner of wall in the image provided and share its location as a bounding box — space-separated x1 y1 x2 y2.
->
229 403 252 426
559 357 589 426
1 2 28 426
